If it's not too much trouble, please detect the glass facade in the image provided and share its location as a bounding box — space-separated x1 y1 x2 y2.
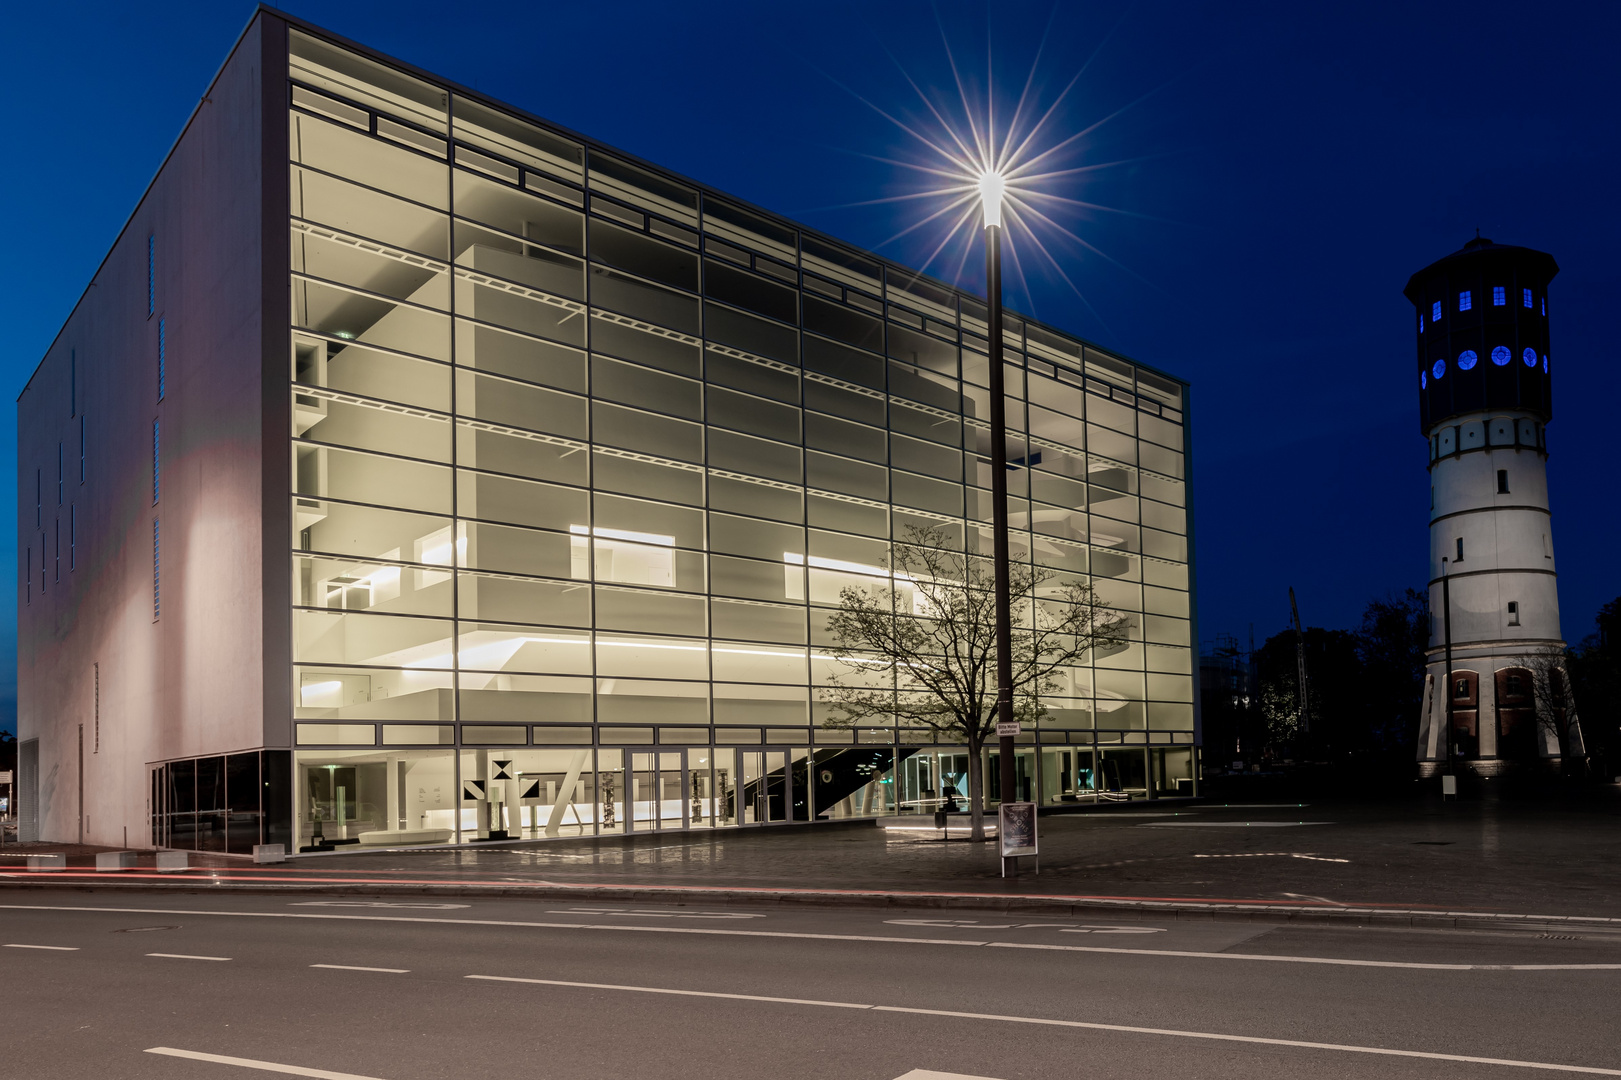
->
279 29 1194 849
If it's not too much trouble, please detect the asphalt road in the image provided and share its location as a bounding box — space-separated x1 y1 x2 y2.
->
2 889 1619 1079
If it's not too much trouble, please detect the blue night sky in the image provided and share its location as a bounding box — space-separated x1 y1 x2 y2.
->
2 1 1617 732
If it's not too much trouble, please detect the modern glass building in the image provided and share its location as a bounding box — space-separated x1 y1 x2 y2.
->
15 9 1197 852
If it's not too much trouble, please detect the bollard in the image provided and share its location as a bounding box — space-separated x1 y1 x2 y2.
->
155 850 189 872
95 850 137 872
252 843 286 865
27 853 66 872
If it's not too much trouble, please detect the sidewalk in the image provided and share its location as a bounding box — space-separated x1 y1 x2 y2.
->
5 794 1621 928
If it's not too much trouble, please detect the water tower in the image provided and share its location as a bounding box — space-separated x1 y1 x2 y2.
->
1406 236 1581 774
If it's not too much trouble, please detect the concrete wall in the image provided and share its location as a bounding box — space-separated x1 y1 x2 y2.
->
15 16 282 845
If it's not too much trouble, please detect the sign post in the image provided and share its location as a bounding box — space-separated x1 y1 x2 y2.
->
998 800 1038 878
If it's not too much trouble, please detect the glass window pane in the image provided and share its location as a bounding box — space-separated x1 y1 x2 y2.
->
707 474 802 523
711 554 799 603
456 421 587 486
296 334 451 413
591 402 703 463
806 451 886 501
705 350 799 404
294 445 452 515
452 96 584 184
591 268 700 334
294 393 451 463
458 572 591 628
459 625 591 674
292 276 450 362
590 317 701 378
705 303 797 364
592 493 705 549
295 665 454 720
806 493 887 538
596 634 707 679
455 221 586 299
805 413 884 464
592 356 702 420
456 272 585 346
462 520 572 578
295 499 452 562
713 684 808 726
590 219 698 291
710 599 806 644
293 227 448 311
293 610 454 668
707 387 800 442
290 113 447 209
460 674 592 723
704 265 797 325
292 166 448 259
291 30 448 132
596 679 708 725
711 642 807 684
456 370 587 439
593 451 704 505
453 168 583 255
459 470 587 531
294 554 452 617
594 585 707 635
455 319 584 392
708 429 801 484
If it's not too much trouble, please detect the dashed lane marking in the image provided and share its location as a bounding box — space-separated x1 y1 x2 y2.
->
145 1047 388 1079
466 975 1621 1075
3 943 78 950
147 952 231 961
310 964 410 973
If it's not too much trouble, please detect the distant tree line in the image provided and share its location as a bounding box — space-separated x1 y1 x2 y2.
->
1203 592 1621 783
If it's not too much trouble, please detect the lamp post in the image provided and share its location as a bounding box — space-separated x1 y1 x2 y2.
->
978 171 1018 817
1441 555 1455 789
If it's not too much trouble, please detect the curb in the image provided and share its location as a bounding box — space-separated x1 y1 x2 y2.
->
4 875 1619 934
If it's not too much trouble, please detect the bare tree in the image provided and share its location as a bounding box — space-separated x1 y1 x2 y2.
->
819 525 1128 841
1518 646 1587 776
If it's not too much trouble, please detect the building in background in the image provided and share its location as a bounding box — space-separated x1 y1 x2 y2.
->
1408 236 1581 775
16 9 1196 851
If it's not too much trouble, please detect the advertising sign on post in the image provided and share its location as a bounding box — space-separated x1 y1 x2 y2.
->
998 800 1038 876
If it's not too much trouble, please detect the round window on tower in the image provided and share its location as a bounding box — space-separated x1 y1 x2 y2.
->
1432 359 1446 380
1458 350 1478 371
1491 346 1511 366
1521 347 1536 367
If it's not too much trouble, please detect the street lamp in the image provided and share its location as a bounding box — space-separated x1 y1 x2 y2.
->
1440 555 1455 792
978 171 1018 819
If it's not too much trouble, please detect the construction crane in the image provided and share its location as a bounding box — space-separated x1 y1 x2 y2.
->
1289 587 1310 734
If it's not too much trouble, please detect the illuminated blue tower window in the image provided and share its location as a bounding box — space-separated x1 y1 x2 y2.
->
1521 347 1536 367
1523 288 1533 308
1419 314 1424 332
1432 301 1442 321
1491 346 1510 366
1543 355 1549 372
1458 349 1479 371
1421 371 1428 389
1492 286 1506 306
1459 291 1472 311
1541 298 1546 315
1432 359 1446 380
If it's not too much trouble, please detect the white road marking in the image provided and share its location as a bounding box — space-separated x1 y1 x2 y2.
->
1059 926 1167 935
3 943 79 950
310 964 410 973
145 1047 389 1079
1139 821 1332 827
893 1072 1007 1079
290 895 470 901
147 952 231 961
466 975 1621 1075
5 904 1618 971
546 907 766 919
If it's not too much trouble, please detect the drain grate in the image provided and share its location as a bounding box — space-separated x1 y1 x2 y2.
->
1538 933 1581 941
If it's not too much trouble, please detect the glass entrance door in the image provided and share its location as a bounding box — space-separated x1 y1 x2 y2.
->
629 751 686 831
739 750 789 824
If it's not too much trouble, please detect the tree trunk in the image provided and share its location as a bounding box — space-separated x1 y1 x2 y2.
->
966 734 986 842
